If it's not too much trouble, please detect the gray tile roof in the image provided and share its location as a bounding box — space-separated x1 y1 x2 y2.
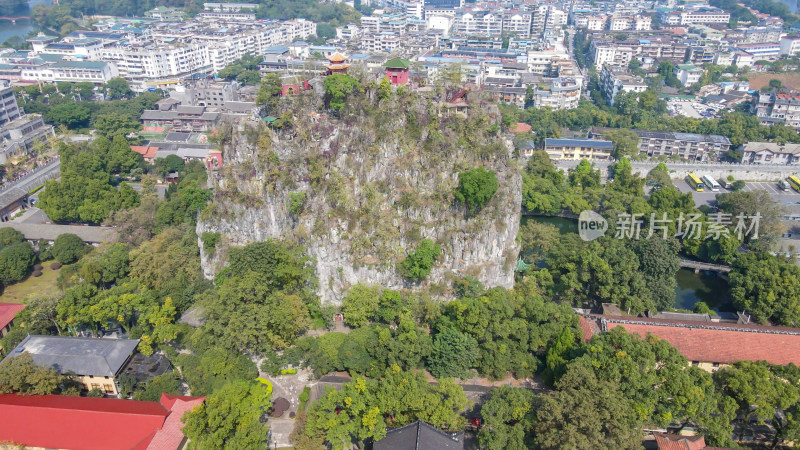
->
374 421 464 450
6 335 140 377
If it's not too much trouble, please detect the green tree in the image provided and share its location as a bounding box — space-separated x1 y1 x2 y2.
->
0 242 35 284
0 228 24 249
729 252 800 325
255 73 283 116
400 239 441 281
454 167 498 215
104 77 132 100
93 112 141 138
341 283 381 327
323 73 361 114
714 361 800 442
304 367 467 448
377 77 391 101
182 380 272 450
135 373 182 401
606 129 640 160
202 272 310 352
427 327 478 379
478 386 536 450
535 363 641 449
716 190 784 251
0 353 62 395
51 233 89 264
44 102 91 129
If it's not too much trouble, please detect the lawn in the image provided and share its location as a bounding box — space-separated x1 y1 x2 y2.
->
0 261 62 304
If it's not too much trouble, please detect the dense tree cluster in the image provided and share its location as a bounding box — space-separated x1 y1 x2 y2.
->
17 86 160 134
37 137 141 223
300 366 468 448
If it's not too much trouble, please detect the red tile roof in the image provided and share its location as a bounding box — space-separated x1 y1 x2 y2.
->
130 146 158 159
0 303 24 330
594 315 800 366
147 393 206 450
653 432 707 450
510 122 532 133
578 316 599 342
0 393 204 450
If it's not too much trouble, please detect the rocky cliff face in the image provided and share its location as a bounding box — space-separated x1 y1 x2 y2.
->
198 92 521 304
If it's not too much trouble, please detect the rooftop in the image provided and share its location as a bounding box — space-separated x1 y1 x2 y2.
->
585 315 800 366
6 335 140 377
0 303 25 330
374 421 464 450
545 138 615 149
0 393 203 450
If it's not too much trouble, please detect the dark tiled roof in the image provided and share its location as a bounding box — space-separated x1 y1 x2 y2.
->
374 421 464 450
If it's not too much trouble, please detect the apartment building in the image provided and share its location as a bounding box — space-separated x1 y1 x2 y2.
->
742 142 800 164
533 77 582 110
780 36 800 56
737 42 781 59
589 35 687 66
452 12 503 37
754 92 800 129
590 127 732 161
599 65 647 105
675 64 702 87
0 81 21 127
203 2 259 12
607 15 652 31
661 9 730 25
503 12 533 39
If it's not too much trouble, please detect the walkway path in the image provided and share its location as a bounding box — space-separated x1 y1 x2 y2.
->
680 259 732 273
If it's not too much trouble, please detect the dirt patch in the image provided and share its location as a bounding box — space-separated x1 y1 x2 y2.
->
746 72 800 90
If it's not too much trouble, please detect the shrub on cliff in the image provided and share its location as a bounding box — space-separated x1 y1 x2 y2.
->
455 167 498 215
400 239 441 282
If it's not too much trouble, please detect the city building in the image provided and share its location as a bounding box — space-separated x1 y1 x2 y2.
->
599 65 647 105
0 115 55 164
532 77 582 110
0 81 21 127
145 6 186 21
754 92 800 129
4 335 140 396
675 64 703 87
590 127 732 161
203 2 259 12
0 393 205 450
543 138 613 160
384 58 411 85
737 42 781 59
741 142 800 164
780 36 800 56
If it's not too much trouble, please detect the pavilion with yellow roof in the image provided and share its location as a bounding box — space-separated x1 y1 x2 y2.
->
325 52 350 75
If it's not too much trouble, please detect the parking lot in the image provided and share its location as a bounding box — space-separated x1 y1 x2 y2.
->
667 100 720 119
673 180 800 208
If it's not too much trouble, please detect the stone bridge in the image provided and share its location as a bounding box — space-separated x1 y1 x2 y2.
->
680 259 732 274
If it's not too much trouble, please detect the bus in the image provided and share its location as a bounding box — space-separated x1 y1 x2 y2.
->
701 174 721 192
687 173 705 192
789 176 800 192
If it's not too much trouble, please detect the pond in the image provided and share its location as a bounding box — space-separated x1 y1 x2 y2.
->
674 268 732 313
0 0 53 46
521 215 733 312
